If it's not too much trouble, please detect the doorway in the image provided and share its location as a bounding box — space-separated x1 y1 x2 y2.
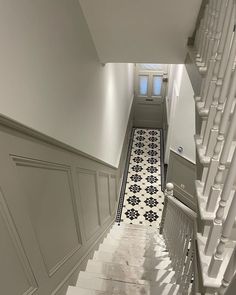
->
134 63 168 128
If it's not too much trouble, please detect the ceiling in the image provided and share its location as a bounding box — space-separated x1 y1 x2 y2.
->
79 0 202 64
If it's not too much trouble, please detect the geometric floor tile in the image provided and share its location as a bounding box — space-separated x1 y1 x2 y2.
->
117 128 165 227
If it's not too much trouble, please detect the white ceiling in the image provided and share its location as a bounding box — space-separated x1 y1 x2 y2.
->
79 0 202 64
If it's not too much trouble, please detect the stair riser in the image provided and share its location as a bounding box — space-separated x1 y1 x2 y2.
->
76 275 179 295
98 244 169 258
85 262 176 284
93 252 172 270
106 234 166 244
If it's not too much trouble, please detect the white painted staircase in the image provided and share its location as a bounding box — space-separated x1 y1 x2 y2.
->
67 223 181 295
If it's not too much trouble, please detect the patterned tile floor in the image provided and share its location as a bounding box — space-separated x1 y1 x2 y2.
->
117 128 165 227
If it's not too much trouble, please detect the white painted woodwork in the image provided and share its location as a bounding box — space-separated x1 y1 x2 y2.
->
192 0 236 292
98 173 111 225
0 115 124 295
77 169 100 241
161 183 197 294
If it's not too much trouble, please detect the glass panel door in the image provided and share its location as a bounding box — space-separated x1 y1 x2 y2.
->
138 75 149 96
152 76 162 96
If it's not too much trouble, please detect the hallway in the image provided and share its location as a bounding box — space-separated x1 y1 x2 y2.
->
117 128 165 227
4 0 236 294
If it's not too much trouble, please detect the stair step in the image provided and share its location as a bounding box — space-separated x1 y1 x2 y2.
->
93 250 172 270
107 231 166 244
67 286 107 295
109 227 162 239
76 273 179 294
98 243 169 259
103 236 166 249
112 223 160 233
85 260 176 284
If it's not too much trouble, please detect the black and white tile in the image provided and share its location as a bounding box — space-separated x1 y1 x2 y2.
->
117 128 165 227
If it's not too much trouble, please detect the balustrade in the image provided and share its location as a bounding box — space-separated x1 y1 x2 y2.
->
189 1 236 293
218 246 236 294
161 183 197 294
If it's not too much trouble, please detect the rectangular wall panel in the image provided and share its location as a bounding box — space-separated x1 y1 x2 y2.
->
109 175 117 214
98 173 111 224
167 150 196 210
77 169 100 241
0 190 37 295
13 157 81 277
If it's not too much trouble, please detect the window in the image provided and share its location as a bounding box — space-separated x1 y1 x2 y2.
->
139 64 163 71
139 75 148 96
152 76 162 96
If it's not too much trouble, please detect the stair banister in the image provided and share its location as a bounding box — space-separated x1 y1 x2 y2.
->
219 246 236 294
199 0 216 68
198 0 226 107
159 182 173 234
203 66 236 210
196 2 210 61
195 17 204 53
196 0 229 106
201 0 219 69
201 11 235 148
205 146 236 255
203 0 222 71
162 183 197 294
208 190 236 277
198 0 234 142
197 0 214 65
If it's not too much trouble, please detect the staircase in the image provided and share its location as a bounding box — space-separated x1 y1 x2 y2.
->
66 185 197 295
67 223 180 295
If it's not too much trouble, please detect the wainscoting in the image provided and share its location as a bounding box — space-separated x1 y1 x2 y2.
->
167 149 197 211
0 105 133 295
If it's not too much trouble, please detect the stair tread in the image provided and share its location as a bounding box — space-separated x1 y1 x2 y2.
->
76 274 179 294
107 233 166 244
111 224 160 234
67 286 106 295
109 228 163 239
103 236 166 249
93 250 172 270
98 243 169 258
85 260 176 284
113 223 155 230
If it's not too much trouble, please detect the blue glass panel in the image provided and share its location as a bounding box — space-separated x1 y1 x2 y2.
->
153 76 162 96
139 75 148 96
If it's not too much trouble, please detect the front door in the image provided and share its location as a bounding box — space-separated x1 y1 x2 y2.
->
134 63 168 128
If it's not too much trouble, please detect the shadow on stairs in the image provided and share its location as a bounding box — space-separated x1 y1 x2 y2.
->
66 223 180 295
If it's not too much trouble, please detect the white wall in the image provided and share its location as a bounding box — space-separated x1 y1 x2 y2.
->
165 65 196 163
0 0 134 167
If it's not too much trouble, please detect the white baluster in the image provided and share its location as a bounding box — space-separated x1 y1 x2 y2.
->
203 0 222 70
195 18 204 52
198 0 227 104
197 1 213 65
218 247 236 295
208 191 236 277
201 0 219 69
160 183 173 234
196 3 211 61
205 147 236 256
203 63 236 201
197 0 234 142
202 10 235 148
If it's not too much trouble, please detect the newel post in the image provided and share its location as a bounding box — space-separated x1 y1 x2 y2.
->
159 183 174 234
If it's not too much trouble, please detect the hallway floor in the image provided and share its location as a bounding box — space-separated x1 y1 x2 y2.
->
117 128 165 227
